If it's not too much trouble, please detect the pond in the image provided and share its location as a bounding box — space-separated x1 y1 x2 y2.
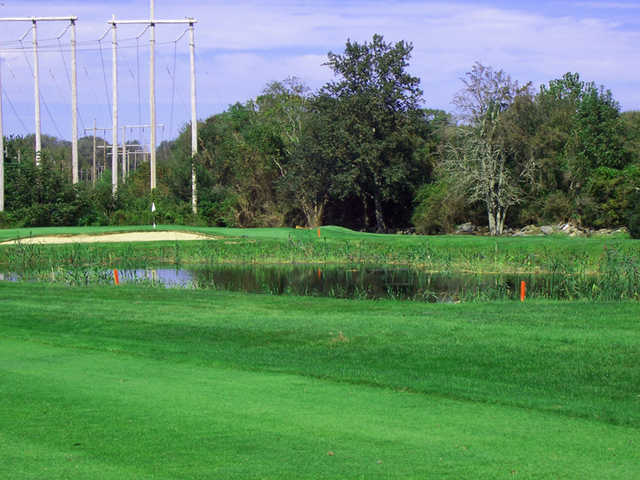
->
0 264 594 301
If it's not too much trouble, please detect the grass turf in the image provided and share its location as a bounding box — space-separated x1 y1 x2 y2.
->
1 225 638 278
1 282 638 478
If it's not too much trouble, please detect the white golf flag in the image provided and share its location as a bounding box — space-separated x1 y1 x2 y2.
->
151 202 156 212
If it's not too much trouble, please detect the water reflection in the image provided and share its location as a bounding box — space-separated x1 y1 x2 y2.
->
128 265 527 301
2 264 593 301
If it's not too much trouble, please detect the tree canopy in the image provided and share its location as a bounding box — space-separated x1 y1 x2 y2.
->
320 34 428 232
1 37 638 236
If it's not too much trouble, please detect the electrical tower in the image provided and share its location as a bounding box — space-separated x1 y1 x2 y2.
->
108 0 198 213
0 16 79 179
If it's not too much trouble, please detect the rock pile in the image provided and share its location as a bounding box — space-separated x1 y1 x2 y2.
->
453 222 629 237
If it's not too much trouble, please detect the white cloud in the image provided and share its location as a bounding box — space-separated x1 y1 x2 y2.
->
574 1 640 9
1 0 639 140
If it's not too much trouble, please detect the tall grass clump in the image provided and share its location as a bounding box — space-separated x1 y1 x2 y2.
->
0 231 639 301
534 246 640 300
595 246 640 300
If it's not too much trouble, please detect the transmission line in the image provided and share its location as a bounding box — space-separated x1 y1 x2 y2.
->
136 37 143 127
2 89 29 135
56 37 72 88
39 83 65 139
17 28 67 142
55 32 86 133
0 35 191 56
166 28 191 142
97 38 112 123
167 42 178 143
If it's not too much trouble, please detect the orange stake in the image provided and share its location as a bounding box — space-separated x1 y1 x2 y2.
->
520 280 526 302
113 269 120 286
317 228 321 238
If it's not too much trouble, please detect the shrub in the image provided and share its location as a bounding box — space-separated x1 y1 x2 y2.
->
0 211 10 228
412 180 466 234
541 191 573 224
628 212 640 239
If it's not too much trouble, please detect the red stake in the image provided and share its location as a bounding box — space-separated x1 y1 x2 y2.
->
113 269 120 286
520 280 526 302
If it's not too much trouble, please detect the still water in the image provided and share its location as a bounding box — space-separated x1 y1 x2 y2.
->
0 264 556 301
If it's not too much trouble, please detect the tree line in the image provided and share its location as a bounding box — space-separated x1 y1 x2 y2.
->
1 34 639 237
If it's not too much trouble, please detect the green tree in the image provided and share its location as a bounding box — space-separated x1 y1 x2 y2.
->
580 166 638 227
321 34 427 232
279 94 342 227
534 73 627 193
256 77 309 169
621 111 640 165
568 82 627 190
175 102 285 227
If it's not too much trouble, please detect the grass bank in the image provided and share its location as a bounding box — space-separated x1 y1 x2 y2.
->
1 283 638 478
1 225 639 300
0 225 638 273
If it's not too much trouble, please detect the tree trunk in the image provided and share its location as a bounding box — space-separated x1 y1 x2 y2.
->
488 207 497 236
302 199 325 228
373 190 387 233
496 207 507 235
363 196 371 230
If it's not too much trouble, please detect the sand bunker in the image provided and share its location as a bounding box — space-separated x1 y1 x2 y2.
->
1 231 213 245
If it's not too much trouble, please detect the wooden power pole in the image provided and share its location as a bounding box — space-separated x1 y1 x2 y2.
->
0 17 79 172
108 1 197 200
83 122 112 185
0 59 3 212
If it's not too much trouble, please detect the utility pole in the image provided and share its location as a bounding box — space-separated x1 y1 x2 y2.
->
121 125 126 182
150 0 156 191
0 59 4 212
108 5 197 195
121 123 164 180
83 123 112 185
189 20 197 214
0 17 79 167
97 143 113 174
70 19 78 184
32 20 41 165
92 119 96 185
111 15 118 196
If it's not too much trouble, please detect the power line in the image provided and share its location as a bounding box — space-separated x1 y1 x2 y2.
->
0 14 196 155
136 36 143 126
97 39 112 123
167 41 178 144
47 66 85 134
0 36 192 56
56 34 86 133
2 89 29 135
17 27 66 142
56 22 71 41
17 36 33 74
48 67 68 105
57 37 72 88
40 87 65 139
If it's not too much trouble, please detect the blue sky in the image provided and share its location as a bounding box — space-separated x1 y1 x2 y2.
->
0 0 638 144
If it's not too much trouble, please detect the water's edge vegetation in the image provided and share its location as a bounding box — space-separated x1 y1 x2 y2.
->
1 226 638 301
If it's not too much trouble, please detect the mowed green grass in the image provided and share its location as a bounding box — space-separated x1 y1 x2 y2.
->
0 223 633 250
1 282 639 478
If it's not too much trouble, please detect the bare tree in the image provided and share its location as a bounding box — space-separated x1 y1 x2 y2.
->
445 63 529 235
445 109 520 235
